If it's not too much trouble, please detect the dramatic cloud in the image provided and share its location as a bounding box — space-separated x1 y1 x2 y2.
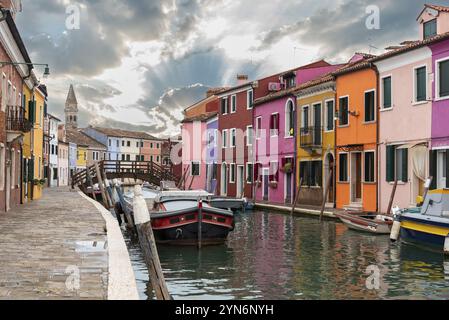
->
15 0 448 137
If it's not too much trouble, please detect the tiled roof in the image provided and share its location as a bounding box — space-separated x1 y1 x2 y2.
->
66 129 107 149
294 74 335 92
181 112 218 123
425 4 449 13
90 127 161 140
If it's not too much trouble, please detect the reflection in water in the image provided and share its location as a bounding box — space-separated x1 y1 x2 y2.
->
123 211 449 300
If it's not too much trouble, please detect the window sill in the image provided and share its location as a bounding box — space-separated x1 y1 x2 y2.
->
338 181 350 184
284 136 294 139
363 181 377 185
380 107 393 112
412 100 428 106
363 121 376 125
324 129 334 133
435 96 449 102
337 125 349 128
388 181 407 185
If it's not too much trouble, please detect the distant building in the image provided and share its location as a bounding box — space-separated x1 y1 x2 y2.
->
65 84 78 129
47 114 61 187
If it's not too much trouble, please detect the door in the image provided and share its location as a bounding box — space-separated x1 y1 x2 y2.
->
437 151 447 189
285 172 292 204
351 152 362 203
221 164 228 196
326 154 335 203
237 165 244 198
263 168 269 201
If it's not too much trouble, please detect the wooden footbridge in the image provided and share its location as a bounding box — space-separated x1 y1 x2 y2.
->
71 160 181 190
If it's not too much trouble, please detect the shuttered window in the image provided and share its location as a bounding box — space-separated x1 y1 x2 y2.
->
364 152 375 183
221 98 228 114
439 60 449 98
386 145 408 183
416 66 427 102
326 100 334 131
339 154 348 182
339 97 348 126
382 77 392 109
364 90 375 122
424 19 437 39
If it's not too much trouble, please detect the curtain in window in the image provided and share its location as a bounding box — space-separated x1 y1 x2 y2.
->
410 145 427 183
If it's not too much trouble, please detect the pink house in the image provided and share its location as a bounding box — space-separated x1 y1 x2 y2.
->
181 113 217 190
253 61 341 205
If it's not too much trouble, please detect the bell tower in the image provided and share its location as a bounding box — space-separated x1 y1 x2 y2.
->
65 84 78 129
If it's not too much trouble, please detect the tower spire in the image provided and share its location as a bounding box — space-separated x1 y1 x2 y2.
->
65 84 78 129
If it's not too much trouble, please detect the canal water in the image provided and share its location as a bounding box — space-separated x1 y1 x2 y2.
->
123 210 449 300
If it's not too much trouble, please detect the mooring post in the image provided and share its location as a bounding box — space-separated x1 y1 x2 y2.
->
133 185 171 300
291 178 303 215
320 167 333 222
198 198 203 250
95 162 109 208
104 178 114 208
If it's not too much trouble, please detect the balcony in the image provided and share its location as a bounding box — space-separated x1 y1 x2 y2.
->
300 126 322 149
6 106 32 143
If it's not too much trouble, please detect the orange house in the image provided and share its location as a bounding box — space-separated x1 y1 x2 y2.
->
334 60 378 213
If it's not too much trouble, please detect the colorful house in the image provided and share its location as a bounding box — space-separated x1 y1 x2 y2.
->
334 56 378 213
206 115 218 193
425 4 449 190
31 86 46 197
253 60 340 205
296 75 338 206
47 114 61 187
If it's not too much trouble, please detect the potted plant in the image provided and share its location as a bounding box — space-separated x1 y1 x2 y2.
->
281 162 293 174
269 181 278 189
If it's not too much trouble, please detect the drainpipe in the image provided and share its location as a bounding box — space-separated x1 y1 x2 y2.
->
333 82 337 209
373 63 380 214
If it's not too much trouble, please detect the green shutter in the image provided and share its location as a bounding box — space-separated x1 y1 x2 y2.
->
430 150 437 190
386 146 395 182
28 101 35 124
401 149 408 183
416 67 427 102
440 60 449 98
383 77 392 108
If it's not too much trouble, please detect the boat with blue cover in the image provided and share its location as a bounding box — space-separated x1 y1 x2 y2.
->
390 189 449 255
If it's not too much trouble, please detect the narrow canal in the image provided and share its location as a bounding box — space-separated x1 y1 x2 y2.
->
123 210 449 300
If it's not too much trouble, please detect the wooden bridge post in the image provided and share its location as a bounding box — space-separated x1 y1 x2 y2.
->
86 168 97 201
133 185 171 300
95 162 110 209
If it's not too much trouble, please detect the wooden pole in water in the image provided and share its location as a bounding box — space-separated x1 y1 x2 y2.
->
133 185 171 300
95 162 109 208
291 178 303 215
198 199 203 249
386 180 399 216
320 167 334 222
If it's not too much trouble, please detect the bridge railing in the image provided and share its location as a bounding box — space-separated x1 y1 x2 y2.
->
71 160 180 189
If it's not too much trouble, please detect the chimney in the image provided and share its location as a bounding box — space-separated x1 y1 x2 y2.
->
237 74 249 86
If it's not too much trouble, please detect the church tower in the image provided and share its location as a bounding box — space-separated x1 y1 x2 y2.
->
65 84 78 129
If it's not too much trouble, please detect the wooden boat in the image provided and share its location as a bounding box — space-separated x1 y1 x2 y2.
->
391 189 449 255
119 188 234 246
209 197 246 211
335 211 393 234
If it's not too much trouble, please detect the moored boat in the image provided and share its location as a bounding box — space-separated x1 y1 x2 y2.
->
335 211 393 234
391 189 449 255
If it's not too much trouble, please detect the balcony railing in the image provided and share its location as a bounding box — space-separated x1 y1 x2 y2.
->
6 106 32 133
300 126 322 148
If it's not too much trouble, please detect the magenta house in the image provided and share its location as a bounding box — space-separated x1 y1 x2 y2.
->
253 61 340 204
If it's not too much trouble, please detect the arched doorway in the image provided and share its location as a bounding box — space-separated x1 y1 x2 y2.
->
221 163 228 196
325 153 335 204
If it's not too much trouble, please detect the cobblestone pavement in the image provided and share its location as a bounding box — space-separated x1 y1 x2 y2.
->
0 187 108 300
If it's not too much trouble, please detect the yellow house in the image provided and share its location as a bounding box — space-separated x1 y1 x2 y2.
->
76 145 88 170
295 75 336 206
22 80 45 201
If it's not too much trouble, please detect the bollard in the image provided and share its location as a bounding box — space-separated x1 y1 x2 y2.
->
132 185 171 300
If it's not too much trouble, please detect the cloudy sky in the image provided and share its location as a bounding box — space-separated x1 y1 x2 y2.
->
15 0 447 137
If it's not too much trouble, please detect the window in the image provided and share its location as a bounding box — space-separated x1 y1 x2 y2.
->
222 130 228 148
299 161 322 187
157 156 160 162
285 100 294 137
136 142 139 148
127 141 131 147
382 76 392 109
53 168 58 180
126 154 130 161
270 113 279 136
285 76 296 89
230 128 236 147
246 126 253 146
415 66 427 102
221 97 229 114
230 163 236 183
269 161 279 182
301 106 309 129
116 140 119 147
256 117 262 139
122 140 125 147
247 90 254 109
437 59 449 99
121 154 125 161
339 97 349 125
246 163 253 183
364 152 375 183
325 100 334 131
191 162 200 176
151 143 153 148
339 153 348 182
424 19 437 39
109 139 111 147
231 95 237 113
150 155 153 162
386 145 408 183
364 90 375 122
157 143 160 149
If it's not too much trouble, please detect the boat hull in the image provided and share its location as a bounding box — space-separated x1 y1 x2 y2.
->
336 212 392 235
399 214 449 253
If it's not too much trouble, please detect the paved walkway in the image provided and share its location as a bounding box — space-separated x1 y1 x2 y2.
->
0 187 109 300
